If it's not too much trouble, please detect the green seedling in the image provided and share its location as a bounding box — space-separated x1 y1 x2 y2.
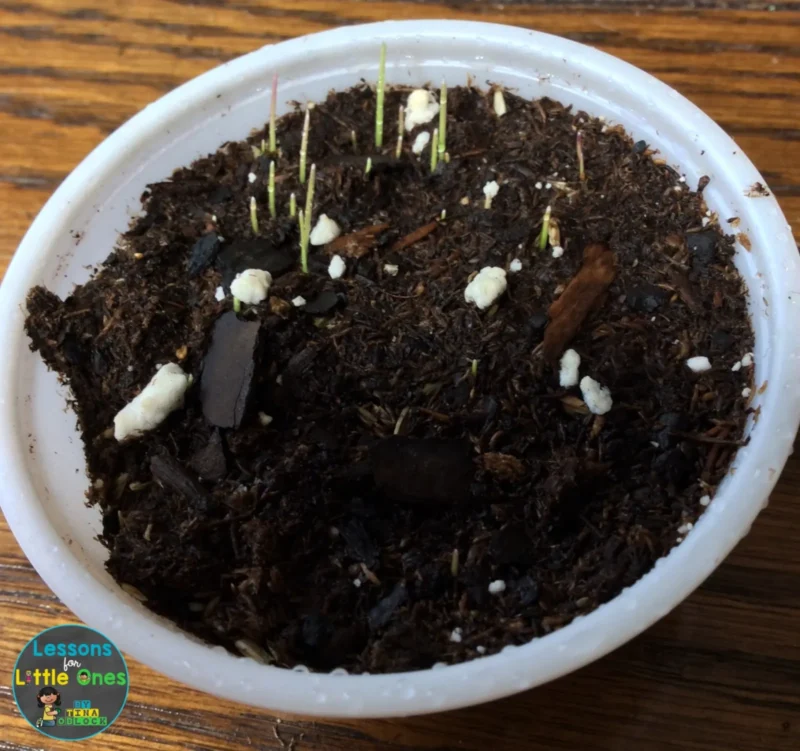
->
298 208 309 274
299 107 311 184
395 104 404 159
250 196 259 235
375 42 387 148
269 72 278 154
304 163 316 251
438 80 447 159
268 160 276 218
537 205 552 251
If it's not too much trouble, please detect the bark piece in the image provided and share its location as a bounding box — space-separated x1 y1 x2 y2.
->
543 243 616 363
323 224 390 258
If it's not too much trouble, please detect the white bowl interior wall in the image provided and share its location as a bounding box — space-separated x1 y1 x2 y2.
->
1 21 798 717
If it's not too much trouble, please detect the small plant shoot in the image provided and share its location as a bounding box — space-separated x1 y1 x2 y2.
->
577 130 586 182
375 42 387 148
268 160 276 219
299 107 310 184
538 204 552 250
269 72 278 154
250 196 259 235
438 80 447 159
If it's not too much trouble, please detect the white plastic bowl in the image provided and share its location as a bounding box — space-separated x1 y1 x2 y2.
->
1 21 799 718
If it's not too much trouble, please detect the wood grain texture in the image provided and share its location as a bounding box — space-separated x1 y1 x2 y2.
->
1 2 798 749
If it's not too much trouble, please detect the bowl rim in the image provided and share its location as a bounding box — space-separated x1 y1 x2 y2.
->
1 19 798 718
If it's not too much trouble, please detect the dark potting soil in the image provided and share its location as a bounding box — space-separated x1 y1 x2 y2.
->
26 85 755 673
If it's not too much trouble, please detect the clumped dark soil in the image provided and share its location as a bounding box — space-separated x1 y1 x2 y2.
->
26 85 754 673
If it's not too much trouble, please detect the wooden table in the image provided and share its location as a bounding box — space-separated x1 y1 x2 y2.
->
1 2 798 749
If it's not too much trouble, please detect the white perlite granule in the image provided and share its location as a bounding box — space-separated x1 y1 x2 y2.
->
686 356 712 373
291 296 307 307
464 267 507 309
742 387 752 398
483 180 500 208
230 268 272 305
509 258 522 273
412 131 431 155
700 495 711 507
328 254 346 279
404 89 439 130
258 412 273 427
559 349 581 388
248 172 257 183
450 628 463 643
214 286 225 301
383 263 399 277
580 376 613 415
551 245 564 258
113 363 191 441
741 352 754 367
309 214 341 245
493 89 507 117
488 580 506 595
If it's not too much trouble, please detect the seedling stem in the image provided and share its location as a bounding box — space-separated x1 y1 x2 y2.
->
577 130 586 182
304 163 316 250
299 107 310 184
395 104 404 159
269 72 278 154
537 205 552 251
375 42 387 148
250 196 259 235
267 160 276 218
438 80 447 158
298 208 309 274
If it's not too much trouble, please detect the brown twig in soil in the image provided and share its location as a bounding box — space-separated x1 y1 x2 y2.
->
450 148 485 160
95 307 123 341
668 268 701 312
542 242 617 363
417 407 451 423
390 221 438 252
672 431 746 447
324 223 390 258
63 308 92 319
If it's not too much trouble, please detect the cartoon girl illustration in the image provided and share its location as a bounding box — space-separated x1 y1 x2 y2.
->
25 670 32 685
36 687 61 727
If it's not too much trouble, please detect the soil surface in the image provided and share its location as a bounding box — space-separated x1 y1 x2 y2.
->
26 85 754 673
